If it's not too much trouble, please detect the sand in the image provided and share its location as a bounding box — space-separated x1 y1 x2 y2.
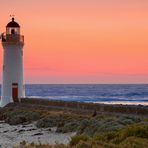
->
0 121 75 148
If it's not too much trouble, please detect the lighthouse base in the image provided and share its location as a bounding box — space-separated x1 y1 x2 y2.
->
0 96 13 107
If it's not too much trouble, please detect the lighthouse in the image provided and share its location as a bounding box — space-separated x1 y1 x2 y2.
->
0 18 25 107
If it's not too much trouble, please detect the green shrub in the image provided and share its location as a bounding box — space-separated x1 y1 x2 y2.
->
77 117 126 137
122 124 148 138
76 141 92 148
120 137 148 148
56 121 79 133
14 141 66 148
73 140 119 148
95 123 148 146
95 131 118 142
113 124 148 144
36 117 58 128
4 110 41 125
144 118 148 122
70 135 90 146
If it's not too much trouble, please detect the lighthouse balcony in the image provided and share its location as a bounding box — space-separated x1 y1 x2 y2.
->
2 34 24 44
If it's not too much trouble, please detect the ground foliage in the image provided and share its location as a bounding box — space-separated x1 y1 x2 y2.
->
0 101 147 148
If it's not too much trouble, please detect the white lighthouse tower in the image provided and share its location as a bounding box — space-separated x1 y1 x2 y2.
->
0 17 25 107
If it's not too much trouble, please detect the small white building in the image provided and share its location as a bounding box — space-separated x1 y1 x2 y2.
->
0 18 25 107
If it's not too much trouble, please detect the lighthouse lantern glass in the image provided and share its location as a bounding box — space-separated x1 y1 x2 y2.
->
6 27 20 35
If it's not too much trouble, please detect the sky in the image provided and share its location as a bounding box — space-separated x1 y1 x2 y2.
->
0 0 148 84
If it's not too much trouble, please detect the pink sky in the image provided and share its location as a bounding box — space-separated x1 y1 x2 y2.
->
0 0 148 83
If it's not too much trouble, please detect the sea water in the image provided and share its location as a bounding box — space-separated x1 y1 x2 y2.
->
25 84 148 105
1 84 148 105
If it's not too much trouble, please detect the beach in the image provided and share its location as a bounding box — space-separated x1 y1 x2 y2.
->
0 122 75 148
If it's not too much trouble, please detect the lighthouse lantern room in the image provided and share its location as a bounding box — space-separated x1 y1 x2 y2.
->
0 17 25 107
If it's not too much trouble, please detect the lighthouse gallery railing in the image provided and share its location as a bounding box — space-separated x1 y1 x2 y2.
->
2 34 24 44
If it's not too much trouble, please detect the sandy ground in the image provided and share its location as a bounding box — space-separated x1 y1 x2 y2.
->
0 121 75 148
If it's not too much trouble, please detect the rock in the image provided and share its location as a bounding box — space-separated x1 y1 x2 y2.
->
3 130 9 133
18 129 26 133
0 121 5 124
47 128 51 131
26 128 36 131
22 125 27 128
11 129 17 132
32 132 43 136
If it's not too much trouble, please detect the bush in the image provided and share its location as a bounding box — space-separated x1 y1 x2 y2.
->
14 141 66 148
4 110 40 125
120 137 148 148
36 117 58 128
70 135 90 146
77 141 119 148
95 123 148 145
76 141 92 148
113 123 148 144
56 121 79 133
77 118 125 137
95 131 117 142
118 115 141 125
77 119 90 135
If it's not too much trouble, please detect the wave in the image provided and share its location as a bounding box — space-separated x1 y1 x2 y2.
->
26 95 148 105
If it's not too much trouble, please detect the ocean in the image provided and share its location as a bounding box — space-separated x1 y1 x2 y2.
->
1 84 148 105
24 84 148 105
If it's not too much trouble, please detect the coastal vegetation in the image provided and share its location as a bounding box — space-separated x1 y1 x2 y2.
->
14 123 148 148
0 98 147 147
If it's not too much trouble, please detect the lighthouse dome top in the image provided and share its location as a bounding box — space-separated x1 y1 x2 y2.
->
6 18 20 28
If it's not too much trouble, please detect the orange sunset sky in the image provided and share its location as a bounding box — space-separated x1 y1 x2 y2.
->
0 0 148 84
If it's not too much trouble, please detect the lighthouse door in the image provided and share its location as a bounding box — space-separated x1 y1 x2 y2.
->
12 83 19 102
